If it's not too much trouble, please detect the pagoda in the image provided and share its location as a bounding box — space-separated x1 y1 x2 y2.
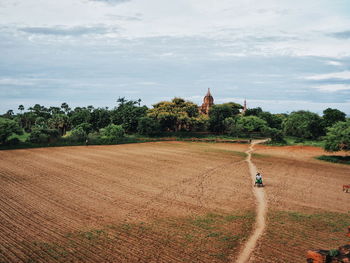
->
200 88 214 115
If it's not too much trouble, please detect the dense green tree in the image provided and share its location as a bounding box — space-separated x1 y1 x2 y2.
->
324 120 350 152
245 107 263 116
111 98 148 133
49 106 64 115
48 114 70 136
228 116 268 136
71 127 88 142
28 104 50 119
258 111 284 130
101 124 125 141
19 112 37 131
137 117 161 136
283 111 324 139
148 98 200 132
208 103 241 132
90 108 111 131
74 122 92 134
34 117 47 128
261 126 284 142
28 127 60 144
61 102 71 114
70 108 91 128
322 108 346 128
0 117 23 144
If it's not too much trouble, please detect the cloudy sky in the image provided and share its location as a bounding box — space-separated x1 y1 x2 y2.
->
1 0 350 114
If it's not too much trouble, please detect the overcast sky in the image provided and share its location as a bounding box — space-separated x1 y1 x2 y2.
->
1 0 350 114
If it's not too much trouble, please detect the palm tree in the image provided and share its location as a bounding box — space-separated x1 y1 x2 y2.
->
61 102 71 114
18 105 24 114
49 114 70 136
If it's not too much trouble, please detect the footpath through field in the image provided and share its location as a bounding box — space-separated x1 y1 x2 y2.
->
234 140 268 263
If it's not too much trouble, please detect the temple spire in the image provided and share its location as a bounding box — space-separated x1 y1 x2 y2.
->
200 88 214 115
206 88 211 96
242 99 247 114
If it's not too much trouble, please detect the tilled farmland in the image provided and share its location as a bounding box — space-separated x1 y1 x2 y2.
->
0 142 349 263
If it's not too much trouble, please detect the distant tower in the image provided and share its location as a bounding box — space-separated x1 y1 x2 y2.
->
242 99 247 114
200 88 214 114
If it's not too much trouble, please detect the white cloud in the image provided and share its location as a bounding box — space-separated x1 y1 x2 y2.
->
311 84 350 92
1 0 350 57
326 61 343 66
0 78 36 86
305 71 350 80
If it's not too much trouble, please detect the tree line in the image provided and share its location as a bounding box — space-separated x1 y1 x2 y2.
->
0 97 349 152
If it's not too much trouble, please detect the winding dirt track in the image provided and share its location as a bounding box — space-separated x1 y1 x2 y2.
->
235 140 268 263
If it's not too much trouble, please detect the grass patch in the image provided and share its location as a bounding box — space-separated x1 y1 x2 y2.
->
265 136 325 148
316 155 350 165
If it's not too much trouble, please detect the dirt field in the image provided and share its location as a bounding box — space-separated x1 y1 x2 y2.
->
252 145 350 263
0 142 349 263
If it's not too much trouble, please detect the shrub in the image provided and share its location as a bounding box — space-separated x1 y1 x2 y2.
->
137 117 160 136
283 111 324 139
324 120 350 152
261 127 285 143
100 124 125 142
28 128 60 144
71 127 87 142
4 137 20 145
0 117 23 144
226 116 268 137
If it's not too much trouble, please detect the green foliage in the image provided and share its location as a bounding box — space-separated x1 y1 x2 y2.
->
74 122 92 134
70 108 91 127
100 124 125 142
244 107 263 116
148 98 201 132
70 127 87 142
0 117 23 144
4 100 348 149
111 98 148 133
28 127 60 144
34 116 47 128
258 111 284 130
19 112 37 132
283 111 324 139
322 108 346 128
324 120 350 152
316 155 350 165
90 108 111 131
209 103 241 132
48 114 70 136
137 117 160 136
227 116 268 137
261 126 285 142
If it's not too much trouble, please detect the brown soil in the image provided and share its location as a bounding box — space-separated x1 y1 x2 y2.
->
251 144 350 263
0 142 253 263
1 142 349 263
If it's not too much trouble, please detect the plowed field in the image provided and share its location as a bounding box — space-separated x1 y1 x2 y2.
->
0 142 349 263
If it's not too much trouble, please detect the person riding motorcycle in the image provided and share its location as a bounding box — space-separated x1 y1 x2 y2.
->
255 172 263 185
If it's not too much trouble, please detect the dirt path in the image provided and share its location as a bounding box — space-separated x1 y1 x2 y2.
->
235 140 268 263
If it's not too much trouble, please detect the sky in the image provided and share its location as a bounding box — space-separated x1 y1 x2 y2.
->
1 0 350 115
